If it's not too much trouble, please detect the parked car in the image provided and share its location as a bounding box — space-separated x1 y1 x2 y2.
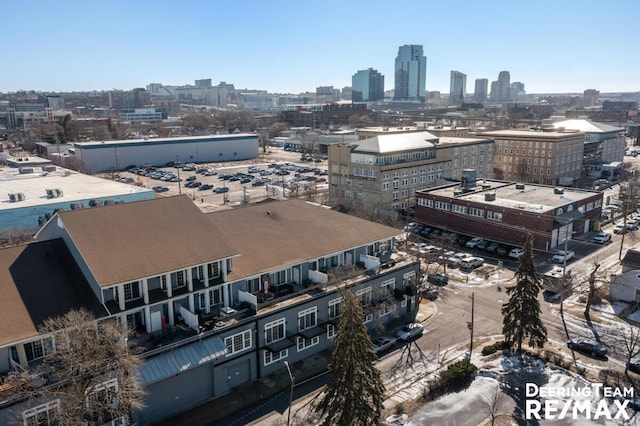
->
552 250 575 263
485 242 499 253
152 186 169 193
240 177 252 184
466 237 484 249
447 252 471 267
198 184 213 190
613 224 627 234
427 273 448 286
423 287 438 301
437 250 456 263
496 246 508 257
373 336 396 355
592 232 611 244
396 323 424 341
509 248 524 259
628 358 640 374
567 337 607 357
476 240 490 250
460 256 484 270
214 187 229 193
626 219 639 230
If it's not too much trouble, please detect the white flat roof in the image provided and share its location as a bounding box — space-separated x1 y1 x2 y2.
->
0 167 153 211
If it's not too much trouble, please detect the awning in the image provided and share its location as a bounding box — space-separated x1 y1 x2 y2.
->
298 325 326 339
139 336 227 386
265 338 296 353
554 209 584 225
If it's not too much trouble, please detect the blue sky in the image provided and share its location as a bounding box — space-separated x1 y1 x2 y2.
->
2 0 638 94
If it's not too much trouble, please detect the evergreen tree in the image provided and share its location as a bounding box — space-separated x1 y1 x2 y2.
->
501 234 547 352
315 290 385 426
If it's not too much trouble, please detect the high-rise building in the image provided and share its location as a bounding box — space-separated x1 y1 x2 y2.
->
352 68 385 102
583 89 600 107
510 82 525 99
393 45 426 102
449 71 467 104
474 79 488 102
496 71 511 102
195 79 212 88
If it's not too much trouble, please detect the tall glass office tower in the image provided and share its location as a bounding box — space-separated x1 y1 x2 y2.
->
393 45 426 102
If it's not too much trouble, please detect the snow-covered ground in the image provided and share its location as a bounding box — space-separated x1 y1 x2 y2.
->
407 354 640 426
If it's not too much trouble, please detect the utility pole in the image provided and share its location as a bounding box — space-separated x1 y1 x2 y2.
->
176 155 182 195
284 361 295 426
467 292 474 372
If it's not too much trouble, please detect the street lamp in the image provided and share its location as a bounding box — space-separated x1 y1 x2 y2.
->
284 361 295 426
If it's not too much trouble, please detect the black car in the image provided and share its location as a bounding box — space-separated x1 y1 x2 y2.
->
199 184 213 190
628 358 640 374
567 338 607 357
214 187 229 193
427 273 448 286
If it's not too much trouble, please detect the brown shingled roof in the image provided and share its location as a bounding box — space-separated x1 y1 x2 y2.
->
0 239 107 347
208 199 401 280
55 196 240 287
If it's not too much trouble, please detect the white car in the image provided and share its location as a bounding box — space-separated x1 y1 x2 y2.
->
592 232 611 244
460 256 484 269
552 250 575 263
465 237 484 248
396 323 424 341
447 252 472 267
509 248 524 259
613 224 627 234
373 336 396 355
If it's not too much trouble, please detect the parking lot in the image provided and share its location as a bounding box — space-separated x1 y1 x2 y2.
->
113 149 329 212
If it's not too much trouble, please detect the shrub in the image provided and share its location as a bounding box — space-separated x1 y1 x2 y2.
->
447 359 477 388
394 403 405 415
481 341 507 356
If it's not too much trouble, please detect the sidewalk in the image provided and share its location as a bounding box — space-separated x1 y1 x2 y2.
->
153 300 439 426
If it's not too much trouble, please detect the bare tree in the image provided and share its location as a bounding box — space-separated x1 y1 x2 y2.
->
483 383 508 426
17 309 145 425
620 323 640 379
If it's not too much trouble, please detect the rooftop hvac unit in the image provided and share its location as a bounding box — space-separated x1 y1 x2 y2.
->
9 193 25 202
43 165 57 172
485 193 496 202
45 188 64 198
515 183 525 190
482 184 491 190
554 187 564 194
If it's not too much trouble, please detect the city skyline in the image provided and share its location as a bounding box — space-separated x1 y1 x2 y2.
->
1 0 639 95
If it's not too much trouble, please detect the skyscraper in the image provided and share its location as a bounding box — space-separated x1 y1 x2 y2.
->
474 78 488 102
496 71 511 102
449 71 467 104
352 68 385 102
394 45 426 102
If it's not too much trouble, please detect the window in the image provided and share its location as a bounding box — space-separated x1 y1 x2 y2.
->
400 299 407 308
225 329 252 355
452 204 467 215
435 201 449 211
364 313 373 323
264 349 287 365
298 307 317 331
176 271 186 288
380 279 395 299
327 324 337 339
194 265 204 281
265 318 285 344
123 281 141 301
248 278 260 293
208 262 220 279
356 287 372 306
22 400 60 426
487 211 503 222
469 207 484 218
24 337 55 362
209 287 222 306
379 303 395 317
328 298 342 319
297 335 319 351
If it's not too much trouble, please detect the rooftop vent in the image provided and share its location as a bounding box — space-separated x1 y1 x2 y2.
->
482 184 491 190
8 193 25 202
485 193 496 202
45 188 64 198
453 189 463 196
